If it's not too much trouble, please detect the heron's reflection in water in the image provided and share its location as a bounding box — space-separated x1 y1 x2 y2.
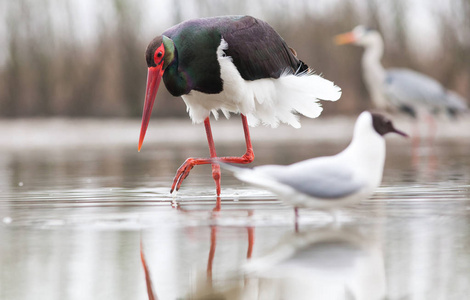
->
192 225 386 300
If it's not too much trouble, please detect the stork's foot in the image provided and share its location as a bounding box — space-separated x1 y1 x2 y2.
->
170 158 198 193
170 151 254 195
170 157 221 194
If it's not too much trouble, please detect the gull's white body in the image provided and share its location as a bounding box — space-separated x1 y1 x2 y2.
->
230 112 386 208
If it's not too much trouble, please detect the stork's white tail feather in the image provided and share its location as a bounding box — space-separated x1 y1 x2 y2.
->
181 39 342 128
243 73 341 128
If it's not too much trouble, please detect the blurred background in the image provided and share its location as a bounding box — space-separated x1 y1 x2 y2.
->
1 2 470 299
0 0 469 119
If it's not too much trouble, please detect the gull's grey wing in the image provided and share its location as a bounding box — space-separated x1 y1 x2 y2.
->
257 158 365 199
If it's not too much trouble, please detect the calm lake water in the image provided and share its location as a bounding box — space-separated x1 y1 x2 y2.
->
0 119 469 300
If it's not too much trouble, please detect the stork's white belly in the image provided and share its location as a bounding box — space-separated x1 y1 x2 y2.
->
182 39 342 128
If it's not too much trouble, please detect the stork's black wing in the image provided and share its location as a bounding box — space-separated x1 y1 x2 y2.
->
222 16 305 80
162 16 306 95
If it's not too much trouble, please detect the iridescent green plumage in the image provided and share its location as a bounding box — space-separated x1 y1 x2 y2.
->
145 15 305 97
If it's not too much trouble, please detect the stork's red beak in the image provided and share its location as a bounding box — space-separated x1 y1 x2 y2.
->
138 66 163 151
334 32 356 45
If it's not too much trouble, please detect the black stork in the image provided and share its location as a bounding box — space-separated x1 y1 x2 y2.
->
138 15 341 196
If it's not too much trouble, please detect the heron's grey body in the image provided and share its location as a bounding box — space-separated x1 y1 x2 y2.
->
346 26 467 118
384 68 467 117
226 111 406 208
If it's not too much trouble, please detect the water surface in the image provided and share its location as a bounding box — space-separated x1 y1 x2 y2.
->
0 129 469 300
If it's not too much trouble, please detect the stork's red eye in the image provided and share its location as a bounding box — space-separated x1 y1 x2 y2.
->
154 44 165 65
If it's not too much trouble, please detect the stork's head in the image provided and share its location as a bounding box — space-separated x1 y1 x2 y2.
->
335 26 382 48
139 36 175 151
145 35 175 70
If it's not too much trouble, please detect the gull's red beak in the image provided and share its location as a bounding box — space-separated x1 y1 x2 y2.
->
138 66 163 151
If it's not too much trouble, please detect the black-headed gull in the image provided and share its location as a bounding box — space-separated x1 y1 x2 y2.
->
223 111 407 209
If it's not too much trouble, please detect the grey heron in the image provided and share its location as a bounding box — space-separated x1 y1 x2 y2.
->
335 26 467 145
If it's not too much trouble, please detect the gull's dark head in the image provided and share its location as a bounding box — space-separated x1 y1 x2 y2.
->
371 112 408 137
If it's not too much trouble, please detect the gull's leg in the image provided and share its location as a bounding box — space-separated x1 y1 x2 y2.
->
426 114 437 148
294 207 299 233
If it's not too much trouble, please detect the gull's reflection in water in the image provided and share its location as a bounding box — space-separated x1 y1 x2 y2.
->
192 225 386 300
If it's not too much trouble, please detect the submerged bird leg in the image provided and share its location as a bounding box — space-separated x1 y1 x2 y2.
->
170 115 255 195
140 240 157 300
294 207 299 233
247 226 254 259
246 210 255 259
207 225 217 284
425 114 437 148
411 121 421 166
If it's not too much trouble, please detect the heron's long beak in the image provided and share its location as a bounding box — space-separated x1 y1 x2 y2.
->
138 66 164 151
334 32 356 45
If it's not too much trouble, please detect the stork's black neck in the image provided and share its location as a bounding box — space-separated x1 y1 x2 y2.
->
162 49 192 96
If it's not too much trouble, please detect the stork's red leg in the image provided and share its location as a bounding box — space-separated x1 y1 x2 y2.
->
170 117 220 194
170 114 255 195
